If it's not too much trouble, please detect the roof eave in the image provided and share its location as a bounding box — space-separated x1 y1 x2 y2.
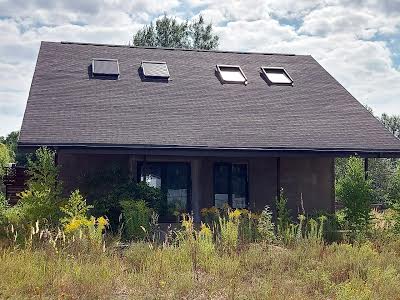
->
17 142 400 158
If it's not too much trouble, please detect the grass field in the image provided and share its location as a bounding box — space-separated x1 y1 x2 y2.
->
1 233 400 300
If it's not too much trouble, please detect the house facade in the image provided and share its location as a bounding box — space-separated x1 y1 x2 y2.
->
18 41 400 221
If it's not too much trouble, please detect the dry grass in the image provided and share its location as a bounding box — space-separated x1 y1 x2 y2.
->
1 235 400 300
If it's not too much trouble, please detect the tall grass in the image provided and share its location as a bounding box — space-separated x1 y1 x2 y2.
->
2 233 400 299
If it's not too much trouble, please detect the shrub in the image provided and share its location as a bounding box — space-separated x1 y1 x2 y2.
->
238 209 259 243
200 206 220 225
61 190 93 224
61 190 108 249
218 209 240 253
120 199 153 240
387 165 400 206
0 143 11 195
80 167 164 229
276 189 291 237
16 147 63 225
257 205 275 243
336 157 373 233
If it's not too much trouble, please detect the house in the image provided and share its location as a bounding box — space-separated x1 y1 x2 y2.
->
18 41 400 221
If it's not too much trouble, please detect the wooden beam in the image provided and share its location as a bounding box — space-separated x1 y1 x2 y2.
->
277 157 281 201
364 158 369 180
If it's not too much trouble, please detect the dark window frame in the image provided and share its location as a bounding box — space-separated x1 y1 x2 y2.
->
213 162 249 208
137 161 192 219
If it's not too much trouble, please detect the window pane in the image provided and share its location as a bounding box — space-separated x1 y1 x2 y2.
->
166 164 188 212
218 66 246 83
265 71 291 83
232 164 247 208
214 164 230 208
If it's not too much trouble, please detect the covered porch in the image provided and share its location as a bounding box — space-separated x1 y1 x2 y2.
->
56 148 338 222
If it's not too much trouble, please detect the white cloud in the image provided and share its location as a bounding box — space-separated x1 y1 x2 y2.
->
0 0 400 137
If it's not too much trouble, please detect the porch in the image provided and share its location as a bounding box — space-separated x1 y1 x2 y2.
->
56 150 335 221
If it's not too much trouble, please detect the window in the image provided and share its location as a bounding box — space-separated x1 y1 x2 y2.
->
261 67 293 85
138 162 190 221
92 58 119 77
141 61 170 79
216 65 248 84
214 163 248 208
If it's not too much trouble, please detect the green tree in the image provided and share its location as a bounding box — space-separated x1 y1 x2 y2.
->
16 147 63 225
0 143 12 195
380 113 400 138
336 157 373 232
133 14 219 50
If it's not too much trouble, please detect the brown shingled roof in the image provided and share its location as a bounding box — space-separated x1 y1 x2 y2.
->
19 41 400 155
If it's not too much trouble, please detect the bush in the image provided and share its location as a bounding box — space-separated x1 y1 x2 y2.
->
61 190 93 224
120 200 153 240
218 209 240 253
61 190 108 249
276 189 291 237
16 147 63 225
80 167 164 229
257 205 275 243
0 143 11 195
336 157 373 233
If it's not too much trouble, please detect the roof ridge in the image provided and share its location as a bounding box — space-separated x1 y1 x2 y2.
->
57 41 302 57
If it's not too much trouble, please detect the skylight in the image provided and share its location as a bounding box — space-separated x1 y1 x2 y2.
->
261 67 293 85
216 65 248 84
92 59 119 77
141 61 170 79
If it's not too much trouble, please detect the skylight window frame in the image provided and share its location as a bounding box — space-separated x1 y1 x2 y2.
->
261 67 293 86
216 64 248 85
141 60 170 79
91 58 120 77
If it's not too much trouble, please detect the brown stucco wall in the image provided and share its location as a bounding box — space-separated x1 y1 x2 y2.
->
280 157 335 215
57 151 130 194
57 152 334 217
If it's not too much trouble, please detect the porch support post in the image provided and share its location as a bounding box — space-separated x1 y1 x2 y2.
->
191 159 202 223
364 158 369 180
128 155 137 181
277 157 281 200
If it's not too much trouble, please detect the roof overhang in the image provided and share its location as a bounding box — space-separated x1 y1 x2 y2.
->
18 143 400 158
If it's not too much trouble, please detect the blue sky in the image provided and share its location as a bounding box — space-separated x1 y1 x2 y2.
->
0 0 400 137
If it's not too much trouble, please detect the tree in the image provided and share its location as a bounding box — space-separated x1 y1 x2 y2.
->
0 131 19 159
133 14 219 50
0 143 11 195
336 157 373 232
380 113 400 138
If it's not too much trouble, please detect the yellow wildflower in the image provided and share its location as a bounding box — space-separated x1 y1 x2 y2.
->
97 216 108 227
229 209 241 220
200 223 212 237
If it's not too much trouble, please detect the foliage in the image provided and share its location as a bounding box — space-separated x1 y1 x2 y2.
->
276 188 291 237
200 206 220 225
218 209 240 253
387 165 400 206
64 216 108 248
133 14 219 50
238 208 259 243
60 190 93 224
0 131 18 159
336 157 373 233
120 199 152 240
16 147 63 225
257 205 275 243
81 167 164 229
3 225 400 299
380 113 400 138
0 143 11 195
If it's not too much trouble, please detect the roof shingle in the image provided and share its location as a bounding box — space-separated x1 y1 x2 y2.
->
19 41 400 153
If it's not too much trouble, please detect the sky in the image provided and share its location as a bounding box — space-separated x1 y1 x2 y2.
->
0 0 400 137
